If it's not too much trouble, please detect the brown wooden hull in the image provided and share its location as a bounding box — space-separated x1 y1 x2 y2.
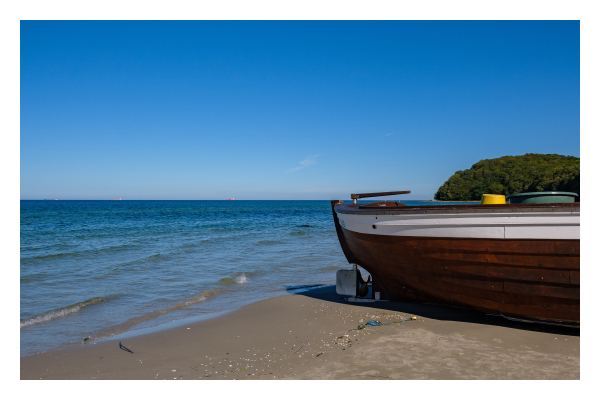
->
332 201 580 324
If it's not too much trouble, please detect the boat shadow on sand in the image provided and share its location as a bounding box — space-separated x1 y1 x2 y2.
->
295 285 579 337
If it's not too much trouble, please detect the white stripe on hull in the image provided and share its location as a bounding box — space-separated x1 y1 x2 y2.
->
336 211 580 240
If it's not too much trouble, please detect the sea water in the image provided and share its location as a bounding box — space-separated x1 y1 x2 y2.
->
20 200 472 356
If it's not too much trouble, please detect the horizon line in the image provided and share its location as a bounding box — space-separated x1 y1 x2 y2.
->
20 198 437 201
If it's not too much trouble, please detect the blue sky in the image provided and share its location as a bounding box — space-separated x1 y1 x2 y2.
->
20 21 580 200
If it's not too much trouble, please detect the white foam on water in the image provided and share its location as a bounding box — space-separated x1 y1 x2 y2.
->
20 296 112 328
234 272 250 284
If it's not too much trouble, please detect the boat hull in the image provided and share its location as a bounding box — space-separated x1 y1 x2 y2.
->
332 201 580 324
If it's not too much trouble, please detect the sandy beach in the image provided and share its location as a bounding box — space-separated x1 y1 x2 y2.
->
20 286 579 380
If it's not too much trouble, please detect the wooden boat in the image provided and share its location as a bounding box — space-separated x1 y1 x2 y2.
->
331 191 580 325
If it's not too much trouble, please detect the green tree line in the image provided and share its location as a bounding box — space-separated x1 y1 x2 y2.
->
434 154 580 201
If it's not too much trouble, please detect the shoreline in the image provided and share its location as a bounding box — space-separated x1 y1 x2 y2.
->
96 284 334 344
20 283 336 358
20 286 579 380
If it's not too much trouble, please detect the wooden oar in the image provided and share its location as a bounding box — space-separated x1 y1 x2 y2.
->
350 190 411 204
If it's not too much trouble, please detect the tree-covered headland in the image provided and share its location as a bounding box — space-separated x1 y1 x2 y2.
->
434 154 580 201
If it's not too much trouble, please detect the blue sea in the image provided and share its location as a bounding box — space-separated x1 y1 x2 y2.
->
20 199 472 356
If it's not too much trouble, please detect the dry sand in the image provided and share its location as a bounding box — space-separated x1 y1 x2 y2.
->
20 286 579 380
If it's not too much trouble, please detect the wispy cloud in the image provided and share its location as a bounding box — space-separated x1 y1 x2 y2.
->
288 154 319 172
382 132 394 137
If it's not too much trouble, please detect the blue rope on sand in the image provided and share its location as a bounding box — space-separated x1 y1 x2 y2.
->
358 318 415 330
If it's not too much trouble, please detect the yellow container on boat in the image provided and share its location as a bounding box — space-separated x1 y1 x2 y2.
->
481 194 506 204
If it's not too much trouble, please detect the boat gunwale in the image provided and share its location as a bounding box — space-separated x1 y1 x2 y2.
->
334 202 580 216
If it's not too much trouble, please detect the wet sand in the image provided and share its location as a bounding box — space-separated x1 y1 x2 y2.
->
20 286 579 380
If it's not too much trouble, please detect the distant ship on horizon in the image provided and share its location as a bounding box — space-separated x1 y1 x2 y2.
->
110 198 122 200
226 198 234 200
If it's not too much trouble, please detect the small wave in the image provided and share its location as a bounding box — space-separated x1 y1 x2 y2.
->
219 273 251 285
20 296 116 328
212 227 236 233
101 243 141 253
256 240 283 245
110 252 170 270
144 254 163 261
234 272 250 284
20 252 75 262
92 289 223 339
178 289 221 307
320 265 341 271
21 244 137 263
290 231 306 235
